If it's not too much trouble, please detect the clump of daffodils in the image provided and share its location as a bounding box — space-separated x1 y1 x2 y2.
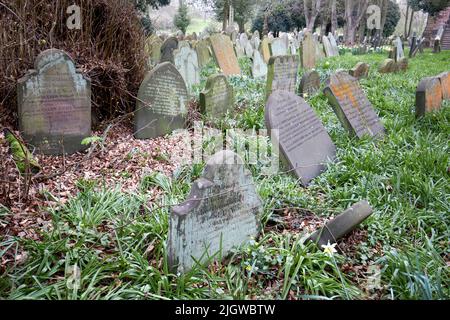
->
321 241 337 256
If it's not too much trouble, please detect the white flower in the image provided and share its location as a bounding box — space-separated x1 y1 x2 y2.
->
321 241 337 256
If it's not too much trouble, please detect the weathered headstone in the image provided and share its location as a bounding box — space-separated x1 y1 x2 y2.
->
323 71 385 139
328 32 339 56
252 50 268 79
315 41 325 61
299 70 321 97
265 55 299 100
261 37 271 63
271 38 288 56
395 37 404 62
397 57 408 72
134 62 188 139
235 40 245 58
265 91 336 186
301 32 316 70
323 36 334 57
438 71 450 100
415 77 443 118
145 35 163 66
200 74 234 118
174 45 200 91
251 31 261 50
349 62 370 79
194 40 213 68
209 34 241 76
17 49 91 155
160 37 179 63
379 58 396 73
167 150 262 273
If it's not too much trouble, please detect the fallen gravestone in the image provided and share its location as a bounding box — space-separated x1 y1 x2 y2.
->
174 45 200 91
299 70 321 97
416 77 443 118
397 57 408 72
266 91 336 186
323 71 385 139
301 32 316 69
17 49 91 155
379 59 396 73
438 71 450 101
200 74 234 118
160 37 179 63
209 34 241 76
265 55 299 100
167 150 262 273
252 50 268 79
349 62 370 79
308 200 373 247
134 62 188 139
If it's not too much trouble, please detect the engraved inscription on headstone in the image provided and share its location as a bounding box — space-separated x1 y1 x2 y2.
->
17 49 91 155
323 71 385 139
299 70 321 97
265 55 299 100
209 34 241 76
200 74 234 118
167 150 262 273
134 62 188 139
415 77 443 118
265 90 336 186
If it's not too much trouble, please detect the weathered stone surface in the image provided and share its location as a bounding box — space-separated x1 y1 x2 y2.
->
415 77 443 117
271 38 288 56
301 32 316 70
174 45 200 91
397 57 408 72
265 55 299 100
200 74 234 118
379 58 396 73
17 49 91 155
194 40 213 68
323 36 334 57
261 37 271 64
299 70 321 97
209 34 241 76
315 41 325 61
308 200 373 247
251 31 261 50
328 32 339 56
349 62 370 79
395 37 404 62
167 150 262 273
160 37 179 63
323 71 385 139
144 35 163 66
265 91 336 186
134 62 188 139
437 71 450 100
252 50 268 79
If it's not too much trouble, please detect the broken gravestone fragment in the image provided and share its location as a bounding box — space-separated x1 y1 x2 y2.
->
415 76 443 118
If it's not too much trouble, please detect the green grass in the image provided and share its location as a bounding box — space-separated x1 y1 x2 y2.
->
1 50 449 300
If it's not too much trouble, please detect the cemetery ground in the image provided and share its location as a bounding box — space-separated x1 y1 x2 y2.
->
0 49 449 300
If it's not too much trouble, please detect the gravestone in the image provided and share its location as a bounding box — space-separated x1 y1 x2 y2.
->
328 32 339 56
265 91 336 186
437 71 450 100
17 49 91 155
299 70 321 97
244 40 254 58
415 77 443 118
160 37 179 63
134 62 188 139
145 35 163 66
194 40 213 68
209 34 241 76
394 37 404 62
397 57 408 72
252 50 268 79
409 35 417 58
323 36 334 57
323 71 385 139
251 31 261 50
301 32 316 70
167 150 262 273
271 38 288 56
379 58 395 73
261 37 271 63
200 74 234 118
265 55 299 100
349 62 370 79
235 40 245 58
174 45 200 91
315 42 325 61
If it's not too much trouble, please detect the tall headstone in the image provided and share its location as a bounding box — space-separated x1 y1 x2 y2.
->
209 34 241 76
167 150 262 273
17 49 91 155
174 45 200 91
299 70 321 97
200 74 234 118
134 62 188 139
415 77 443 118
261 37 271 64
160 37 179 63
322 36 333 57
265 55 299 100
252 50 268 79
251 31 261 50
265 91 336 186
394 37 404 62
323 71 385 139
328 32 339 56
301 32 316 70
194 40 213 68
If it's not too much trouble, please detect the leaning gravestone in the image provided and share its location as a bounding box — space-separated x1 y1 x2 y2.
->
265 55 299 100
349 62 370 79
194 40 213 68
174 45 200 91
265 91 336 186
145 35 163 66
394 37 404 62
167 150 262 273
271 38 288 56
134 62 188 139
261 37 271 63
252 50 268 79
200 74 234 118
379 59 396 73
415 77 443 118
323 71 385 139
17 49 91 155
160 37 179 63
301 32 316 70
328 32 339 56
299 70 321 97
438 71 450 100
209 34 241 76
322 35 334 57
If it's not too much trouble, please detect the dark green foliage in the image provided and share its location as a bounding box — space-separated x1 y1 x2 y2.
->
252 0 306 34
408 0 450 16
383 0 401 37
133 0 170 13
174 4 191 34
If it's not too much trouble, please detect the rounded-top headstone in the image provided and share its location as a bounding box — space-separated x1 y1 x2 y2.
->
160 37 179 63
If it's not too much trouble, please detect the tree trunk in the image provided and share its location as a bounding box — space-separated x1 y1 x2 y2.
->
263 11 269 36
408 10 415 37
404 5 410 38
344 0 369 45
379 0 388 37
304 0 322 31
331 0 337 35
223 0 229 31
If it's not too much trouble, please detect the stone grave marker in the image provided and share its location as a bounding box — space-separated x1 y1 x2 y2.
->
195 40 213 68
299 70 321 97
271 38 288 56
235 40 245 58
209 34 241 76
134 62 188 139
438 71 450 101
349 62 370 79
315 41 325 61
145 35 163 66
397 57 408 72
265 55 299 100
323 71 385 139
200 74 234 118
379 58 396 73
395 37 404 62
265 90 336 186
301 32 316 70
251 31 261 50
415 77 443 118
252 50 268 79
167 150 262 273
174 45 200 91
329 32 339 56
160 37 179 63
261 37 271 63
323 35 334 57
17 49 91 155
